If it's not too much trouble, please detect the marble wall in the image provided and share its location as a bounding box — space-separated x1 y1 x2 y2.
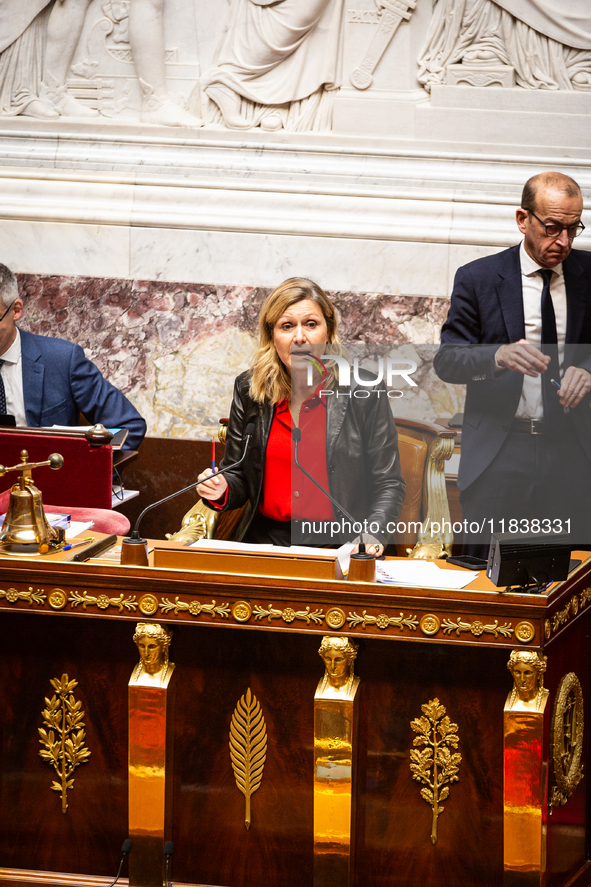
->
1 0 590 446
17 272 455 439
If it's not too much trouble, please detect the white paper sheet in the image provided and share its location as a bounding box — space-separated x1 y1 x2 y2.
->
376 560 479 589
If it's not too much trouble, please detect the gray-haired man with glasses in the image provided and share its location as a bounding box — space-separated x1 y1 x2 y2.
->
435 172 591 556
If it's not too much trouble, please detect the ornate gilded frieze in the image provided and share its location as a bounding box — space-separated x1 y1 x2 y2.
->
549 672 584 811
160 596 230 619
230 688 267 830
38 674 91 813
410 698 461 846
0 581 546 646
1 585 45 606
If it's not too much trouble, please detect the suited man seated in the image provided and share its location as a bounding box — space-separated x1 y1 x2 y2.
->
0 264 146 451
434 172 591 555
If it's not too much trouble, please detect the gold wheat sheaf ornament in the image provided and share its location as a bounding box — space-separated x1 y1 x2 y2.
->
230 688 267 829
410 697 461 845
38 674 91 813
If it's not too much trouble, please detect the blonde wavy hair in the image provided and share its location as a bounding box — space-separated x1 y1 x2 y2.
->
250 278 339 404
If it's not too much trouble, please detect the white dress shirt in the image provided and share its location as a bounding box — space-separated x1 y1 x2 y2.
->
515 242 567 420
0 328 27 426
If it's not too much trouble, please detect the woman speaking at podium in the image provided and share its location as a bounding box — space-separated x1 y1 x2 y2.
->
198 278 405 552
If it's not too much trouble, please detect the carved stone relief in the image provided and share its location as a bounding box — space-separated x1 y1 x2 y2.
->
0 0 419 131
418 0 591 92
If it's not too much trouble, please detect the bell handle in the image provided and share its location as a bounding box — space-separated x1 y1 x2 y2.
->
0 453 64 477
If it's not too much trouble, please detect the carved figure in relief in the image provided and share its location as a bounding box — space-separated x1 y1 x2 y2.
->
506 650 549 711
317 636 360 699
418 0 591 91
131 622 175 686
202 0 345 132
0 0 200 125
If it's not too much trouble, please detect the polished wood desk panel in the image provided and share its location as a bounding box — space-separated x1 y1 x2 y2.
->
0 551 589 887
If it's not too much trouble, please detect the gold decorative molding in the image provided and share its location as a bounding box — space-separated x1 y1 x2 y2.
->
410 698 461 846
326 607 346 629
549 672 584 811
160 596 230 618
420 614 440 636
138 593 159 616
579 587 591 609
441 617 513 639
38 674 91 813
230 688 267 830
48 588 67 610
1 585 45 606
545 587 591 638
348 611 418 631
254 604 324 625
232 600 252 622
69 590 138 612
514 621 535 643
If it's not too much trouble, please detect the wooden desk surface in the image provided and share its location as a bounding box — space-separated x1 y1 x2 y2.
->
0 535 589 652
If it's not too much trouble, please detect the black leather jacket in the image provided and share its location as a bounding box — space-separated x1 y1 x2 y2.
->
216 370 405 544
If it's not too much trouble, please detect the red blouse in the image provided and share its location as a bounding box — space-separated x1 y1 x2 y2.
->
259 391 333 522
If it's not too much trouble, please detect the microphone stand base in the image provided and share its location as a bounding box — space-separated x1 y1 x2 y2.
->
120 535 149 566
348 553 376 583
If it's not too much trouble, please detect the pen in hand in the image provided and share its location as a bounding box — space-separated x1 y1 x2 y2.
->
551 378 569 414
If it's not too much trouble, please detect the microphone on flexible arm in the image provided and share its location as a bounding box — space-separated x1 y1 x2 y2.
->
106 838 133 887
120 423 255 565
164 841 174 887
291 427 373 560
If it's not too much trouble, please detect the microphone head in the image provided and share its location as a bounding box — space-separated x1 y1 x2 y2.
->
164 840 174 856
292 427 302 443
121 838 133 855
244 422 255 437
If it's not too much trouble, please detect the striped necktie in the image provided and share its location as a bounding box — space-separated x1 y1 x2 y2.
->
0 359 5 414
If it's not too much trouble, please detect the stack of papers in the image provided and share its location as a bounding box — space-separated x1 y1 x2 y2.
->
376 560 479 589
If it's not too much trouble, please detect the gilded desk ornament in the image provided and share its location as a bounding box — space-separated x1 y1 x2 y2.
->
317 636 360 699
410 698 461 846
549 672 584 811
229 688 267 830
69 590 138 612
506 650 549 712
254 603 324 625
347 610 418 631
130 623 175 687
314 637 361 885
232 600 252 622
1 585 45 606
325 606 346 630
420 614 440 636
38 673 91 813
160 596 230 618
138 593 159 616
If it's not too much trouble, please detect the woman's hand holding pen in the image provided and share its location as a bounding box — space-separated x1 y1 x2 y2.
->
197 467 228 501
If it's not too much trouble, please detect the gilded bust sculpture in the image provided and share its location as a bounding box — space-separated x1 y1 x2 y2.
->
317 636 359 699
130 623 175 687
506 650 549 712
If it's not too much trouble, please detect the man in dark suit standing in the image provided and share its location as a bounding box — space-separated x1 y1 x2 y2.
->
434 172 591 553
0 264 146 450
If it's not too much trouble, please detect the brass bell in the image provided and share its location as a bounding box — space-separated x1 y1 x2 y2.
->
0 449 64 555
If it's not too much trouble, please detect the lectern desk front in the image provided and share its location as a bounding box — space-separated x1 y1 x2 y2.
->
0 550 589 887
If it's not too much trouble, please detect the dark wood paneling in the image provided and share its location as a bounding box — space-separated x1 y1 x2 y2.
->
0 613 132 875
353 640 506 887
117 438 222 539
